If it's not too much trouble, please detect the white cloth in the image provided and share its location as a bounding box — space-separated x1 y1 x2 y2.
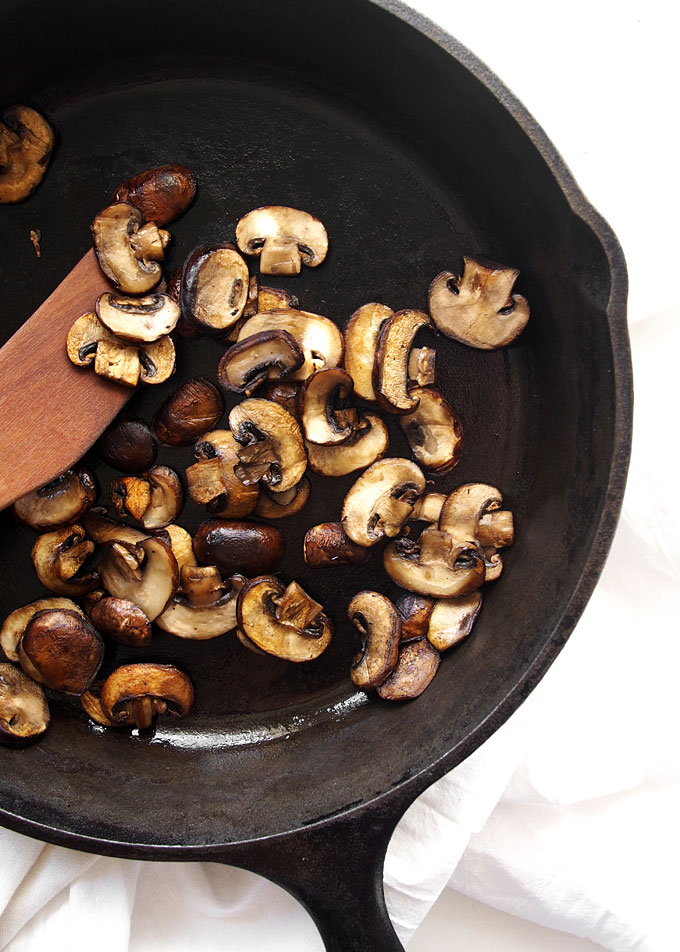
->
2 2 678 950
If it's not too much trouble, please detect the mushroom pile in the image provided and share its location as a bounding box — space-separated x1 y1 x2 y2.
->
0 161 530 746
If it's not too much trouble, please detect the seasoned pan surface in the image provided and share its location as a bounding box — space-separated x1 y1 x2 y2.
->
0 0 630 858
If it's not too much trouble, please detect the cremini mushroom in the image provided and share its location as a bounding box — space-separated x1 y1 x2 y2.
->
110 464 183 530
348 591 401 690
298 368 359 445
99 663 194 730
395 593 435 642
91 202 170 294
399 387 463 473
408 346 436 388
66 311 175 386
410 492 447 525
341 458 426 547
382 527 485 598
255 478 310 520
97 415 158 473
99 536 179 621
376 638 440 701
193 518 284 577
186 430 260 518
12 469 96 531
229 398 307 493
95 292 180 344
237 577 332 662
373 309 432 414
81 509 148 548
236 310 343 381
303 522 368 567
235 206 328 275
343 302 393 402
156 567 245 640
217 330 304 396
156 524 197 573
427 592 482 652
1 597 86 662
0 664 50 747
88 596 152 647
19 608 104 695
180 243 250 334
438 483 514 580
113 164 197 225
31 525 99 597
152 378 224 446
305 412 389 477
261 380 301 420
0 105 54 203
428 257 530 349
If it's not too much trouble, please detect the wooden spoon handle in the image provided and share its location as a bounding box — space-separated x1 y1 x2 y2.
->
0 249 129 512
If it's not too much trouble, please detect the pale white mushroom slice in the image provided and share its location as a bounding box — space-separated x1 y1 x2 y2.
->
180 243 250 334
383 527 486 598
12 469 96 531
31 525 99 597
341 458 426 548
236 309 343 381
399 386 463 473
96 292 180 344
374 309 433 414
305 412 389 477
99 537 179 621
0 663 50 747
299 368 358 445
235 206 328 275
438 483 514 580
110 465 183 530
427 592 483 652
343 302 393 402
217 330 304 395
348 591 401 690
156 568 245 640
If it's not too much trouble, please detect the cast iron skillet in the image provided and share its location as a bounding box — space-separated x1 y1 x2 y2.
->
0 0 632 948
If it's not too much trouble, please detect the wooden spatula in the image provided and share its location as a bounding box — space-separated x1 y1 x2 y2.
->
0 249 131 512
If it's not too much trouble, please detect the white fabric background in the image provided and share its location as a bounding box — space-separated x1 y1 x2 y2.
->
1 1 678 949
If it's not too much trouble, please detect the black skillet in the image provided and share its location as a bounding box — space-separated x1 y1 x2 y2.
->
0 1 632 948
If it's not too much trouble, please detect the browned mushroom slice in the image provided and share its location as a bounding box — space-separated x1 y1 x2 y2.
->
428 257 530 350
31 525 99 597
408 347 436 388
193 519 285 577
0 664 50 747
91 202 170 295
181 243 250 334
236 310 343 381
82 509 148 547
113 164 197 225
305 412 389 477
373 309 432 414
258 285 299 311
1 597 86 662
427 592 482 652
88 597 152 647
237 576 332 662
438 483 513 580
411 493 447 525
395 593 435 642
235 206 328 275
217 330 304 396
229 398 307 494
348 591 401 690
96 292 180 344
152 378 224 446
66 311 175 386
81 681 115 727
399 387 463 473
343 302 394 402
98 416 158 473
383 527 486 598
255 478 310 520
137 335 176 385
19 609 104 695
0 105 54 204
341 458 426 547
111 465 183 530
376 638 440 701
99 537 179 621
12 469 96 531
100 663 194 730
155 524 197 573
261 380 301 419
156 568 245 640
303 523 368 566
186 430 260 518
299 368 359 445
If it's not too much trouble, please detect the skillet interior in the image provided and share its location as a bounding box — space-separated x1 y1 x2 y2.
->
0 0 630 853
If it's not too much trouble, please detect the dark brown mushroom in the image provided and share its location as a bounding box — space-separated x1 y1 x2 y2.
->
88 596 152 647
343 302 393 402
218 330 304 396
298 368 359 445
341 458 426 547
376 638 441 701
348 591 401 690
305 412 389 477
399 386 463 473
12 469 96 531
260 380 301 420
303 523 368 566
99 663 194 730
31 525 99 597
97 416 158 473
152 378 224 446
180 243 250 335
427 592 482 652
110 464 183 530
237 576 332 662
395 593 435 642
91 202 170 295
0 105 54 204
193 519 284 577
96 292 180 344
113 164 197 225
373 309 433 414
19 609 104 695
0 664 50 747
229 398 307 494
235 206 328 275
1 597 86 662
185 430 260 518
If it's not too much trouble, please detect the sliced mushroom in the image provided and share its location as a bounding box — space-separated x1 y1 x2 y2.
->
303 523 368 567
186 430 260 518
255 478 310 520
298 368 359 445
152 378 224 446
156 568 245 640
100 663 194 730
261 380 301 420
399 387 463 473
0 664 50 747
180 243 250 334
305 412 389 477
31 525 99 597
236 310 343 381
341 458 426 547
410 493 447 525
383 527 486 598
137 334 176 385
229 398 307 494
237 576 332 662
0 105 54 204
408 346 436 388
438 483 513 580
91 202 170 295
395 593 435 642
1 597 86 662
428 257 530 349
343 302 393 402
193 519 284 577
99 537 179 621
348 591 401 690
427 592 482 652
81 681 115 727
155 524 197 573
110 465 183 530
217 330 304 396
19 609 104 695
258 285 299 311
12 469 96 531
113 164 197 225
376 638 440 701
82 509 148 548
66 311 175 386
98 415 158 473
235 206 328 275
373 309 432 414
88 597 152 647
96 292 180 344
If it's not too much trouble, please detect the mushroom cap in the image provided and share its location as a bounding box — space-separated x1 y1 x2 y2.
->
156 571 245 640
376 638 441 701
229 398 307 494
180 243 250 333
91 202 165 295
395 593 435 642
31 525 99 597
0 597 86 662
348 591 401 690
305 412 389 477
99 536 179 621
426 591 482 652
217 330 304 396
100 663 194 726
235 206 328 274
428 257 530 350
303 522 368 566
192 519 284 577
0 105 54 204
341 457 426 547
98 416 158 473
237 576 332 662
0 663 50 747
373 309 433 414
96 292 180 344
343 302 394 402
298 368 358 446
383 527 486 598
236 310 343 381
89 596 152 647
12 469 96 531
113 164 197 226
19 608 104 695
399 386 463 473
152 378 225 446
